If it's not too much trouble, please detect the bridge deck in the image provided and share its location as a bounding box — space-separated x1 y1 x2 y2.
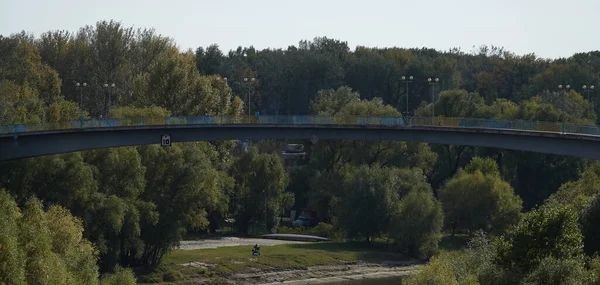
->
2 116 600 161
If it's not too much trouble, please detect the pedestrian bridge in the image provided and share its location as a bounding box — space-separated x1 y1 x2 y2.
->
2 115 600 161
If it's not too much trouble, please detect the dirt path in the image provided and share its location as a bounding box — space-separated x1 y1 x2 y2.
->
178 237 308 250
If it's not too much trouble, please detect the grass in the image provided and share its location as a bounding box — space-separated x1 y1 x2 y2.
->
136 233 465 284
137 241 410 284
166 242 405 273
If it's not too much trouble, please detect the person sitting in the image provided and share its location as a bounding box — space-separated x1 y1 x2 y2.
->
252 244 260 256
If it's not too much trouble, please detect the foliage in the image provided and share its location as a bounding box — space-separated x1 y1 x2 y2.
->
522 257 591 285
440 157 522 234
0 190 99 285
108 105 171 118
390 189 444 258
0 189 26 284
338 166 403 242
496 204 584 273
277 223 345 241
548 168 600 213
404 230 592 285
137 143 230 267
402 252 473 285
582 194 600 256
229 146 289 233
99 267 137 285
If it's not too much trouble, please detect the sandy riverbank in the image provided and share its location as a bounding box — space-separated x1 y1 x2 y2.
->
182 260 421 284
176 238 421 284
178 237 308 250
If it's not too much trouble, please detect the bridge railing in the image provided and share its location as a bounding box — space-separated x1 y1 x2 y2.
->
3 115 600 137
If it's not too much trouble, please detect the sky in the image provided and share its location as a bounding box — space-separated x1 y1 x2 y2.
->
1 0 599 59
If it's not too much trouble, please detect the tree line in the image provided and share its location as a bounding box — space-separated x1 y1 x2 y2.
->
2 19 600 284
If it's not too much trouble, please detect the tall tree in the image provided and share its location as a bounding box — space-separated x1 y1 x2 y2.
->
229 147 289 233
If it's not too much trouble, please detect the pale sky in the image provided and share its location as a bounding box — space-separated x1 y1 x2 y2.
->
1 0 599 59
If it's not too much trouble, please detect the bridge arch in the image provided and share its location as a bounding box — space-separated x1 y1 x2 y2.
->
2 116 600 161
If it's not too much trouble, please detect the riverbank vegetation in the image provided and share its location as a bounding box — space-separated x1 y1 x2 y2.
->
1 19 600 284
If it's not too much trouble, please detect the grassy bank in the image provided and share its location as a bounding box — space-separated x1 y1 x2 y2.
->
137 242 416 284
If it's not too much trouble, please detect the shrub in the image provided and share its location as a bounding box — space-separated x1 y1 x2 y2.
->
277 223 345 241
100 267 137 285
522 257 591 285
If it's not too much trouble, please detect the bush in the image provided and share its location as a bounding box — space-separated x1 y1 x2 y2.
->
277 225 303 234
277 223 344 241
402 252 477 285
522 257 591 285
100 267 137 285
309 223 345 241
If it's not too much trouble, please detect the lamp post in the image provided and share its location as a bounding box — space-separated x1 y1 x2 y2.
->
558 84 571 94
583 85 595 116
401 76 413 116
582 85 595 102
102 83 116 116
76 82 87 120
244 77 256 118
428 77 440 118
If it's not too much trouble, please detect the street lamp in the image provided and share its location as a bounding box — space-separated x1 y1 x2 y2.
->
558 84 571 94
583 85 595 116
582 85 595 101
244 77 256 117
103 83 116 116
76 82 87 120
401 76 413 116
428 77 440 118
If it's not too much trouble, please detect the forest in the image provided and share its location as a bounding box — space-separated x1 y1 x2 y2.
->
1 19 600 284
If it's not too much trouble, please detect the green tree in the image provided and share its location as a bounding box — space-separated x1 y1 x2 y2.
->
0 80 45 124
522 257 591 285
582 194 600 256
138 143 228 267
390 188 444 258
0 191 100 285
304 86 437 223
416 89 490 118
338 166 401 242
439 157 522 235
0 33 62 104
229 147 289 233
496 204 584 274
0 189 26 284
547 167 600 213
195 44 224 75
82 147 150 270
